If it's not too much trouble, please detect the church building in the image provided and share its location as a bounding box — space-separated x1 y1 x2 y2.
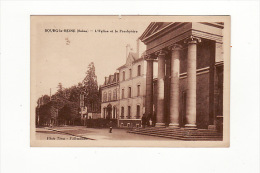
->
140 22 224 130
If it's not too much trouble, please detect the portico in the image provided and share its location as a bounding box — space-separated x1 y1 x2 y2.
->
141 22 224 129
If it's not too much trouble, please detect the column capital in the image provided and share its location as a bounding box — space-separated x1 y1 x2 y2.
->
184 35 201 44
155 50 167 57
168 44 183 51
144 54 154 61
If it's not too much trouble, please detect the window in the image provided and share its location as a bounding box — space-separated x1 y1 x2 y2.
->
137 85 140 96
113 106 116 119
103 92 107 102
137 65 141 76
108 92 111 101
128 87 131 98
127 106 131 119
122 89 125 99
136 105 140 118
113 89 117 100
122 71 125 81
121 107 124 118
129 69 132 79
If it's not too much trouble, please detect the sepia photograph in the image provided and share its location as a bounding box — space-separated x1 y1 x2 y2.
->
30 16 230 147
2 1 260 173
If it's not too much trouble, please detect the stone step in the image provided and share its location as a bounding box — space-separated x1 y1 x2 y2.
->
132 129 221 136
129 131 222 141
130 130 222 138
128 128 223 141
132 128 220 133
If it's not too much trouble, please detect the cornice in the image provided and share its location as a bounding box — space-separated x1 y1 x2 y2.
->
101 82 119 89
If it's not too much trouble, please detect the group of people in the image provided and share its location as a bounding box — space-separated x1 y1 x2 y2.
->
141 113 156 128
107 113 156 133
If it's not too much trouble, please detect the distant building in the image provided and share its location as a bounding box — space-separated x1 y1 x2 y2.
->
100 72 120 120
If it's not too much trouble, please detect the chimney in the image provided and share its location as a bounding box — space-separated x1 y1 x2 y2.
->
114 73 116 82
126 44 131 60
104 77 108 85
136 38 140 58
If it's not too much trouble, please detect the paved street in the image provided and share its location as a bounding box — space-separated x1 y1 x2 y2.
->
35 126 176 141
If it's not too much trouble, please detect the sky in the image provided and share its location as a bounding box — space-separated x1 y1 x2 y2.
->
31 16 150 101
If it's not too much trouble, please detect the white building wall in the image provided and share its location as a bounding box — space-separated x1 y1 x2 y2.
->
118 59 146 119
101 84 119 119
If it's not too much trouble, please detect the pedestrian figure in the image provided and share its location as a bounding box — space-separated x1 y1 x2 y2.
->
149 119 152 126
109 121 113 133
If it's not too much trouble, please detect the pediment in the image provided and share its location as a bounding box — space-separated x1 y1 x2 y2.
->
139 22 172 42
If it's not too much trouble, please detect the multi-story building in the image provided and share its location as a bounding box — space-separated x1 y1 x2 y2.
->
117 52 146 128
100 41 158 128
100 72 120 120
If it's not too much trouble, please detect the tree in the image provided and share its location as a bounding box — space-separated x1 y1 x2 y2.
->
35 62 102 127
37 95 50 106
68 83 83 103
82 62 100 111
56 82 63 97
58 104 71 125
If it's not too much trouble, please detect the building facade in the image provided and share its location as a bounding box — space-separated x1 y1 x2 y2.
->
100 49 158 128
100 73 120 120
140 22 224 130
117 52 147 128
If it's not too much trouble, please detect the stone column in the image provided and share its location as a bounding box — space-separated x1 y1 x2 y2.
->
185 36 201 129
156 50 166 127
145 55 154 121
164 55 171 126
169 44 182 128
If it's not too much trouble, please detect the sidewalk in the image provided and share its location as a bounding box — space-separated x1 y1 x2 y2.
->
37 126 176 141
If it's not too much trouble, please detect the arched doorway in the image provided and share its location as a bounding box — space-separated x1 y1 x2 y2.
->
106 104 112 119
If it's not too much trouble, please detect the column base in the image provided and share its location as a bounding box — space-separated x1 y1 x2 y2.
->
155 123 165 127
208 125 216 130
168 123 180 128
184 124 197 130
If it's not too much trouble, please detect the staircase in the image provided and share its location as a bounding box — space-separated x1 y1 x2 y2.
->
128 127 223 141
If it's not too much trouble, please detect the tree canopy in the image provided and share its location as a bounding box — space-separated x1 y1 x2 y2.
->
82 62 99 106
36 62 101 126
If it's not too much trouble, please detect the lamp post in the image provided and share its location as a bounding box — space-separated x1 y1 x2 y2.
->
79 93 84 124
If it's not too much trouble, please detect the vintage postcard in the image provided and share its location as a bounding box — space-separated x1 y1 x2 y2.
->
30 15 230 147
